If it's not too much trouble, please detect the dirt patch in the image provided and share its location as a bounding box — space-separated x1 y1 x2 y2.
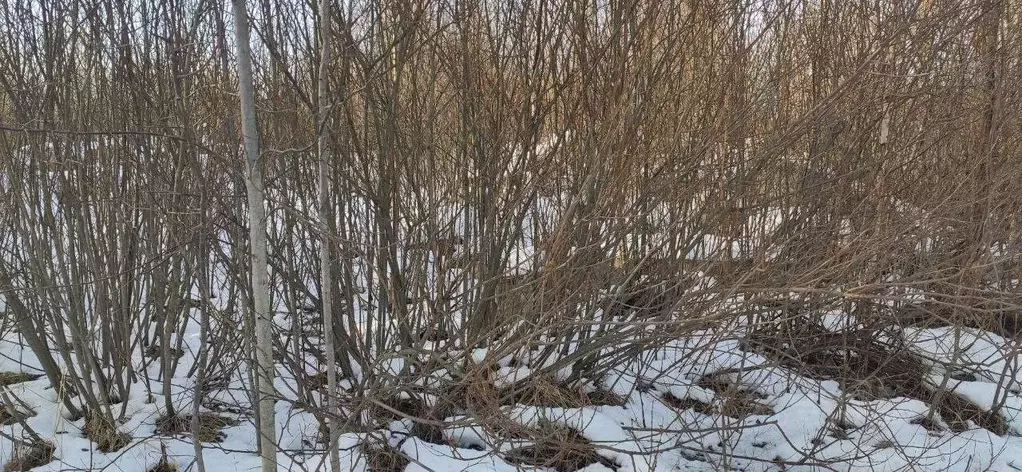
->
3 441 55 472
154 413 238 443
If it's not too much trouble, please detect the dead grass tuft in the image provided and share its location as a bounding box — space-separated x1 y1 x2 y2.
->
307 372 328 391
580 387 626 406
154 413 237 443
499 376 624 408
662 392 714 415
0 372 41 387
827 419 856 440
663 384 773 419
873 439 896 449
371 394 451 444
147 461 177 472
0 402 34 426
3 441 55 472
503 422 618 472
0 405 12 426
746 317 1010 435
147 443 177 472
361 440 410 472
682 375 775 418
83 413 131 452
910 415 945 433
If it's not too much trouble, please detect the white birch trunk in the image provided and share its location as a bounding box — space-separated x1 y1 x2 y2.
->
232 1 276 470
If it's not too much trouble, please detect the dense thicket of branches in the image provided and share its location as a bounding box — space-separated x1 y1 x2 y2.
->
1 0 1020 465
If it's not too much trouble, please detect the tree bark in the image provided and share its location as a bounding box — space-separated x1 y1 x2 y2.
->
232 1 277 470
317 0 342 469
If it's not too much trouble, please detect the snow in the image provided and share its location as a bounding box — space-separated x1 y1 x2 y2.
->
401 437 529 472
6 302 1022 471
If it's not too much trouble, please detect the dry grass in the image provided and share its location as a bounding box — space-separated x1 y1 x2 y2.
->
0 403 34 426
910 415 945 433
917 385 1008 434
662 392 714 415
83 413 131 452
361 440 410 472
368 365 502 445
147 443 177 472
662 380 774 419
696 375 775 418
745 316 1010 435
502 422 617 472
499 376 624 408
0 372 41 387
3 441 54 472
306 372 328 391
143 344 184 360
362 364 630 454
371 393 453 445
147 461 177 472
154 413 238 443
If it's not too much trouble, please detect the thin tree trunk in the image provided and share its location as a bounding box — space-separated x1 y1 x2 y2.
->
232 1 276 470
191 249 210 472
317 0 342 469
191 164 212 472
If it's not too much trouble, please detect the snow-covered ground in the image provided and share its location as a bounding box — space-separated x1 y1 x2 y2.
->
4 309 1022 472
